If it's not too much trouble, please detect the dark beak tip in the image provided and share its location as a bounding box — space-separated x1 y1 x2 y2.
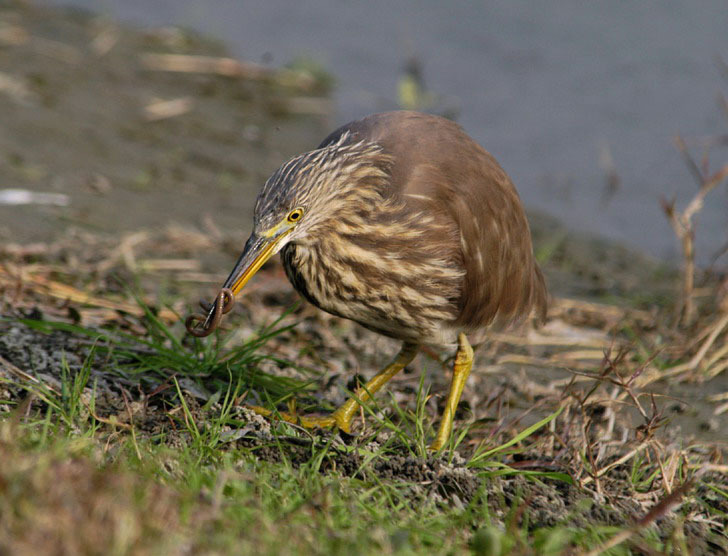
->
184 288 236 337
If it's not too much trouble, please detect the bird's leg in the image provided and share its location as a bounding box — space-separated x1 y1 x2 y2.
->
250 342 419 433
328 342 419 432
430 333 474 452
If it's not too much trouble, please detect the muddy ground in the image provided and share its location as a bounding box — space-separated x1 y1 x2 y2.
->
1 3 727 551
1 2 725 436
0 2 331 244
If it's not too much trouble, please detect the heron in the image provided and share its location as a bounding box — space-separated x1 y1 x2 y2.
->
186 111 547 451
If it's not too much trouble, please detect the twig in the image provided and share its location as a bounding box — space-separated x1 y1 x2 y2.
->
579 442 650 486
663 313 728 376
139 53 316 91
121 390 143 461
140 53 268 78
0 354 59 395
0 263 177 322
0 71 38 105
90 25 119 57
662 136 728 326
144 97 194 121
583 479 695 556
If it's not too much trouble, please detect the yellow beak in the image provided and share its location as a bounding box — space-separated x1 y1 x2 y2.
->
221 231 290 296
197 227 293 330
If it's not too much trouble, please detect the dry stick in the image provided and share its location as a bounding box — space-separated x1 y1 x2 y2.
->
688 463 728 473
144 97 194 121
662 313 728 377
583 479 695 556
90 26 119 57
662 138 728 327
707 359 728 380
0 354 48 389
121 389 143 461
139 53 315 90
0 263 177 322
551 296 654 324
692 314 728 367
579 442 650 486
140 53 268 78
660 451 682 494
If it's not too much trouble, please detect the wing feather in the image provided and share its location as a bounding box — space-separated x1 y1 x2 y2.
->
320 111 547 330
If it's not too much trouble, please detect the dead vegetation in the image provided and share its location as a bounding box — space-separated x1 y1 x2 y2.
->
1 215 727 552
0 418 203 555
0 2 727 553
0 71 727 549
661 135 728 327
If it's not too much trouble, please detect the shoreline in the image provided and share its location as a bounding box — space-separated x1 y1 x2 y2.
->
0 4 683 305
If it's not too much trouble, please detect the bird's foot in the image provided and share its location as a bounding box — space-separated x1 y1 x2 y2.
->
429 333 474 452
247 404 353 433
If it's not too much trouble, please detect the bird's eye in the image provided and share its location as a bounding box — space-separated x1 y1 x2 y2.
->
286 207 304 223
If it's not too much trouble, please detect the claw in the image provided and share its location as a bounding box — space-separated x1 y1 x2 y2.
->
247 405 352 433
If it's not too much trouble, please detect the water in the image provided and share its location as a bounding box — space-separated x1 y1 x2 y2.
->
51 0 728 265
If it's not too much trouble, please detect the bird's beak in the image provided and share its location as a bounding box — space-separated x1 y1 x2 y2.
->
221 231 290 296
189 230 292 334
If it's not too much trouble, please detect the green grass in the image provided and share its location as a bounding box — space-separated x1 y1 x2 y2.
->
12 302 315 403
0 398 652 556
1 306 725 555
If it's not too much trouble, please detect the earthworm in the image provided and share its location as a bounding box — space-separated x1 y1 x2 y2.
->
184 287 235 337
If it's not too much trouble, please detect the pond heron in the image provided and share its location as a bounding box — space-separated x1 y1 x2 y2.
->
187 111 547 451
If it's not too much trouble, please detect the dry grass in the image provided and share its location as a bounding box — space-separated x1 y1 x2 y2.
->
1 221 727 553
0 4 726 551
661 135 728 326
0 418 201 555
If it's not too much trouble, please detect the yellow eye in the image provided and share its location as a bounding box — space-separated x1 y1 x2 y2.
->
286 207 304 223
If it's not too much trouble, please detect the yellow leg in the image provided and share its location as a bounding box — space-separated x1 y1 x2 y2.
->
430 333 474 452
251 342 419 433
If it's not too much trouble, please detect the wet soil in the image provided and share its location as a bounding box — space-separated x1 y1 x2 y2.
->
1 4 727 547
0 2 330 245
0 4 677 300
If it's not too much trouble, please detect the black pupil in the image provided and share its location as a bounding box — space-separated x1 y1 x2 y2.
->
291 212 299 220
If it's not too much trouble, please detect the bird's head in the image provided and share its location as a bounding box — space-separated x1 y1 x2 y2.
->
217 132 391 301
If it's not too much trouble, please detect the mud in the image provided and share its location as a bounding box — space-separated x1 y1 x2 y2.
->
0 5 677 304
0 2 329 246
1 314 726 547
1 4 727 546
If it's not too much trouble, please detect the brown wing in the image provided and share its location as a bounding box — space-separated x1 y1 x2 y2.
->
320 111 548 330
